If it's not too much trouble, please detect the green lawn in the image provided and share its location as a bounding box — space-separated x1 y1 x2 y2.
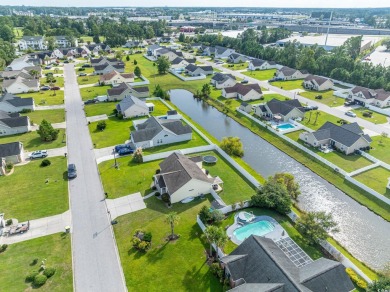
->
0 233 73 292
353 167 390 198
22 109 65 124
89 117 132 148
0 129 66 152
114 196 221 291
79 35 105 43
77 75 100 85
351 107 389 124
40 77 65 88
223 62 248 71
150 100 171 116
75 67 94 74
302 110 341 130
80 85 111 101
270 79 304 90
84 102 116 117
43 68 64 75
19 91 65 106
242 69 277 81
300 90 345 107
0 157 68 221
369 136 390 165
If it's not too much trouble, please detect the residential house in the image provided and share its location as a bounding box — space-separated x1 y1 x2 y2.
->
0 142 25 164
0 111 31 136
239 102 252 113
171 57 189 69
1 66 41 80
87 43 111 55
0 92 35 113
147 44 162 57
185 64 213 76
373 89 390 108
228 53 247 64
124 40 147 48
54 36 78 48
303 75 334 91
153 152 220 203
107 83 150 101
191 43 202 50
200 45 215 56
155 48 182 62
215 46 236 59
159 37 173 43
116 96 150 119
5 55 36 71
29 51 57 65
18 36 46 51
255 98 304 122
248 59 277 71
221 235 354 291
299 121 371 155
99 71 135 86
211 73 237 89
93 63 125 75
222 83 263 101
3 76 40 94
348 86 390 108
275 66 308 80
91 57 121 67
130 116 192 149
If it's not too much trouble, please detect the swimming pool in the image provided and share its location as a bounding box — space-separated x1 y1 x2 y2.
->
233 220 275 241
277 123 296 131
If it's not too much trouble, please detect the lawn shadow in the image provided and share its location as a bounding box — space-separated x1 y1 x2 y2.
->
144 240 170 263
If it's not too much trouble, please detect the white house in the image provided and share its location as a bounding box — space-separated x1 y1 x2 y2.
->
130 116 192 149
373 90 390 108
0 93 35 113
248 59 277 71
107 83 150 101
18 36 46 51
54 36 78 48
99 71 135 86
93 63 125 75
254 99 305 122
0 142 25 165
275 66 308 80
299 122 371 155
228 53 247 64
222 83 263 101
348 86 390 108
116 96 150 119
3 76 39 94
0 111 31 136
185 64 213 76
5 56 36 71
171 57 189 69
147 44 162 57
214 46 236 59
239 102 253 113
303 75 334 91
154 153 221 204
211 73 237 89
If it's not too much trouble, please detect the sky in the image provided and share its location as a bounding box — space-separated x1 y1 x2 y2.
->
1 0 389 8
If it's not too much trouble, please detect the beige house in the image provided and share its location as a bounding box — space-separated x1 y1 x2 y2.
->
222 83 263 101
348 86 390 108
254 99 305 122
99 71 135 86
248 59 277 71
154 153 222 204
0 142 25 165
303 75 334 91
275 66 308 80
299 122 371 155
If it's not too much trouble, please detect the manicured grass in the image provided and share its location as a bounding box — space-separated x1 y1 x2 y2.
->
84 102 116 117
369 136 390 165
19 90 65 106
223 62 248 70
150 100 171 116
40 77 65 87
270 79 304 90
0 129 66 152
300 90 345 107
79 35 105 43
113 196 221 291
21 109 65 124
77 75 100 85
75 67 94 74
353 167 390 198
80 85 111 101
351 107 389 124
43 68 64 75
242 69 277 81
0 157 68 221
0 233 73 292
302 110 341 130
89 117 132 149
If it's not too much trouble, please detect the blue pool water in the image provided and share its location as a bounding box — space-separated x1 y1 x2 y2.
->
277 123 296 131
233 220 275 241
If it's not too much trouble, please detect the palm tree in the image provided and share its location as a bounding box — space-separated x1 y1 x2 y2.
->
165 212 180 240
314 111 321 125
29 69 39 79
214 228 228 257
202 225 219 256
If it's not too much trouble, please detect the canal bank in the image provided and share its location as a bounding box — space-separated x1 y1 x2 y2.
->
169 89 390 272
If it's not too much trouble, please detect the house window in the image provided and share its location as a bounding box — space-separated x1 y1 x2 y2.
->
164 134 168 137
189 189 194 191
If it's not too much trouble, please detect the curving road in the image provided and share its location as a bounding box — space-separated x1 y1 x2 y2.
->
64 64 126 292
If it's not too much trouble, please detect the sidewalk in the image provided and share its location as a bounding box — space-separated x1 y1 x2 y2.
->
31 122 66 131
35 104 65 110
106 193 146 220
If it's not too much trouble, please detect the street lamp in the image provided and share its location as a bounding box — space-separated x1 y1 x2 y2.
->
113 148 118 169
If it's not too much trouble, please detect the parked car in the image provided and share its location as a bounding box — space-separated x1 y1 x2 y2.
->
51 86 60 90
241 79 249 84
79 73 87 76
84 99 97 105
311 106 319 110
29 150 48 159
44 65 52 69
64 60 69 64
115 144 131 152
40 86 51 91
118 147 134 156
67 164 77 179
345 111 357 117
82 64 91 68
344 101 354 106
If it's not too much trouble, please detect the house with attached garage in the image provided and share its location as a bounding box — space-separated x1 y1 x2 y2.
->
170 57 189 69
275 66 308 80
5 55 36 71
255 99 305 122
0 142 25 165
248 59 277 71
107 83 150 101
348 86 390 108
155 48 183 62
153 152 222 204
220 235 354 292
1 66 41 80
99 71 134 85
130 116 192 149
116 95 152 119
87 43 111 55
0 93 35 113
91 56 121 67
147 44 162 57
373 89 390 108
303 75 334 91
214 46 236 59
299 121 371 155
222 83 263 101
228 53 247 64
0 111 31 136
2 76 40 94
93 62 125 75
211 73 237 89
185 64 213 76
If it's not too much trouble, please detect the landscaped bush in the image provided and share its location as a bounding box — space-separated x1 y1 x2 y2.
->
6 162 13 171
33 274 47 287
363 111 373 117
25 271 39 282
6 219 12 226
132 229 152 251
161 193 170 203
0 244 8 253
346 268 367 289
210 262 224 282
154 192 160 197
40 159 51 167
132 147 143 163
43 267 56 278
78 67 85 71
20 108 32 113
96 121 107 131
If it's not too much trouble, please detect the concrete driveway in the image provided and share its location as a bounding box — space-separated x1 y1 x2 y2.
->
106 193 146 220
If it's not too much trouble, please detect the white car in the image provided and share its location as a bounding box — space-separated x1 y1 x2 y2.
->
345 111 357 117
29 150 48 159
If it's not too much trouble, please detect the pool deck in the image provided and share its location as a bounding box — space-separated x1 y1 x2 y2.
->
227 214 288 245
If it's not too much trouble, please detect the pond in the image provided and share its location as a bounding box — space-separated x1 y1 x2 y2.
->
170 89 390 271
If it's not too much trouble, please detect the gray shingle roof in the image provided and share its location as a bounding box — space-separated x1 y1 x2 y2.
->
185 64 199 72
266 99 303 116
199 65 213 72
0 93 34 107
132 86 149 93
107 83 130 96
304 74 331 86
22 36 44 41
212 73 236 83
224 83 262 96
0 116 29 128
351 86 377 99
229 283 284 292
171 57 185 65
0 142 23 157
279 66 298 77
117 95 148 112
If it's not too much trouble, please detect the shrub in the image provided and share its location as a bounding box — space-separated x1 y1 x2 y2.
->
6 162 13 170
346 268 367 289
6 219 12 226
0 244 8 253
40 159 51 167
220 136 244 157
20 108 32 113
33 274 47 287
37 120 59 141
43 267 56 278
132 147 143 163
25 271 39 282
199 205 212 223
161 193 170 203
96 121 106 131
143 232 152 242
210 262 224 282
154 192 160 196
78 67 85 71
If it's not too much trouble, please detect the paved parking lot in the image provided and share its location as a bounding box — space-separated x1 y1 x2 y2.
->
365 45 390 67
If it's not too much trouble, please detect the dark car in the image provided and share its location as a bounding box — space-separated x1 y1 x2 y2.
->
241 79 249 84
79 73 87 76
51 86 60 90
67 164 77 179
82 64 91 68
311 106 319 110
64 60 69 64
40 86 51 91
118 147 134 156
84 99 97 105
115 144 130 152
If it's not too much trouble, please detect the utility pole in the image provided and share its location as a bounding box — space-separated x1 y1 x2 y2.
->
324 11 333 47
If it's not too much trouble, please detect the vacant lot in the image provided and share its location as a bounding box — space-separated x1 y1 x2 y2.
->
80 85 111 101
223 62 248 71
354 167 390 199
19 90 65 106
0 157 68 220
369 135 390 165
77 75 100 85
22 109 65 124
243 69 277 81
0 233 72 292
300 90 345 107
40 77 65 88
270 80 304 90
351 107 388 124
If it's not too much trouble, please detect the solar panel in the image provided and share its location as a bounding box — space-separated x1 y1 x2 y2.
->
275 237 313 268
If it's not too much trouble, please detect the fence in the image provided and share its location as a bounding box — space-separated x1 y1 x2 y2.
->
333 90 349 99
345 175 390 205
129 75 150 86
142 145 215 162
364 104 390 117
169 69 207 81
196 215 225 259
